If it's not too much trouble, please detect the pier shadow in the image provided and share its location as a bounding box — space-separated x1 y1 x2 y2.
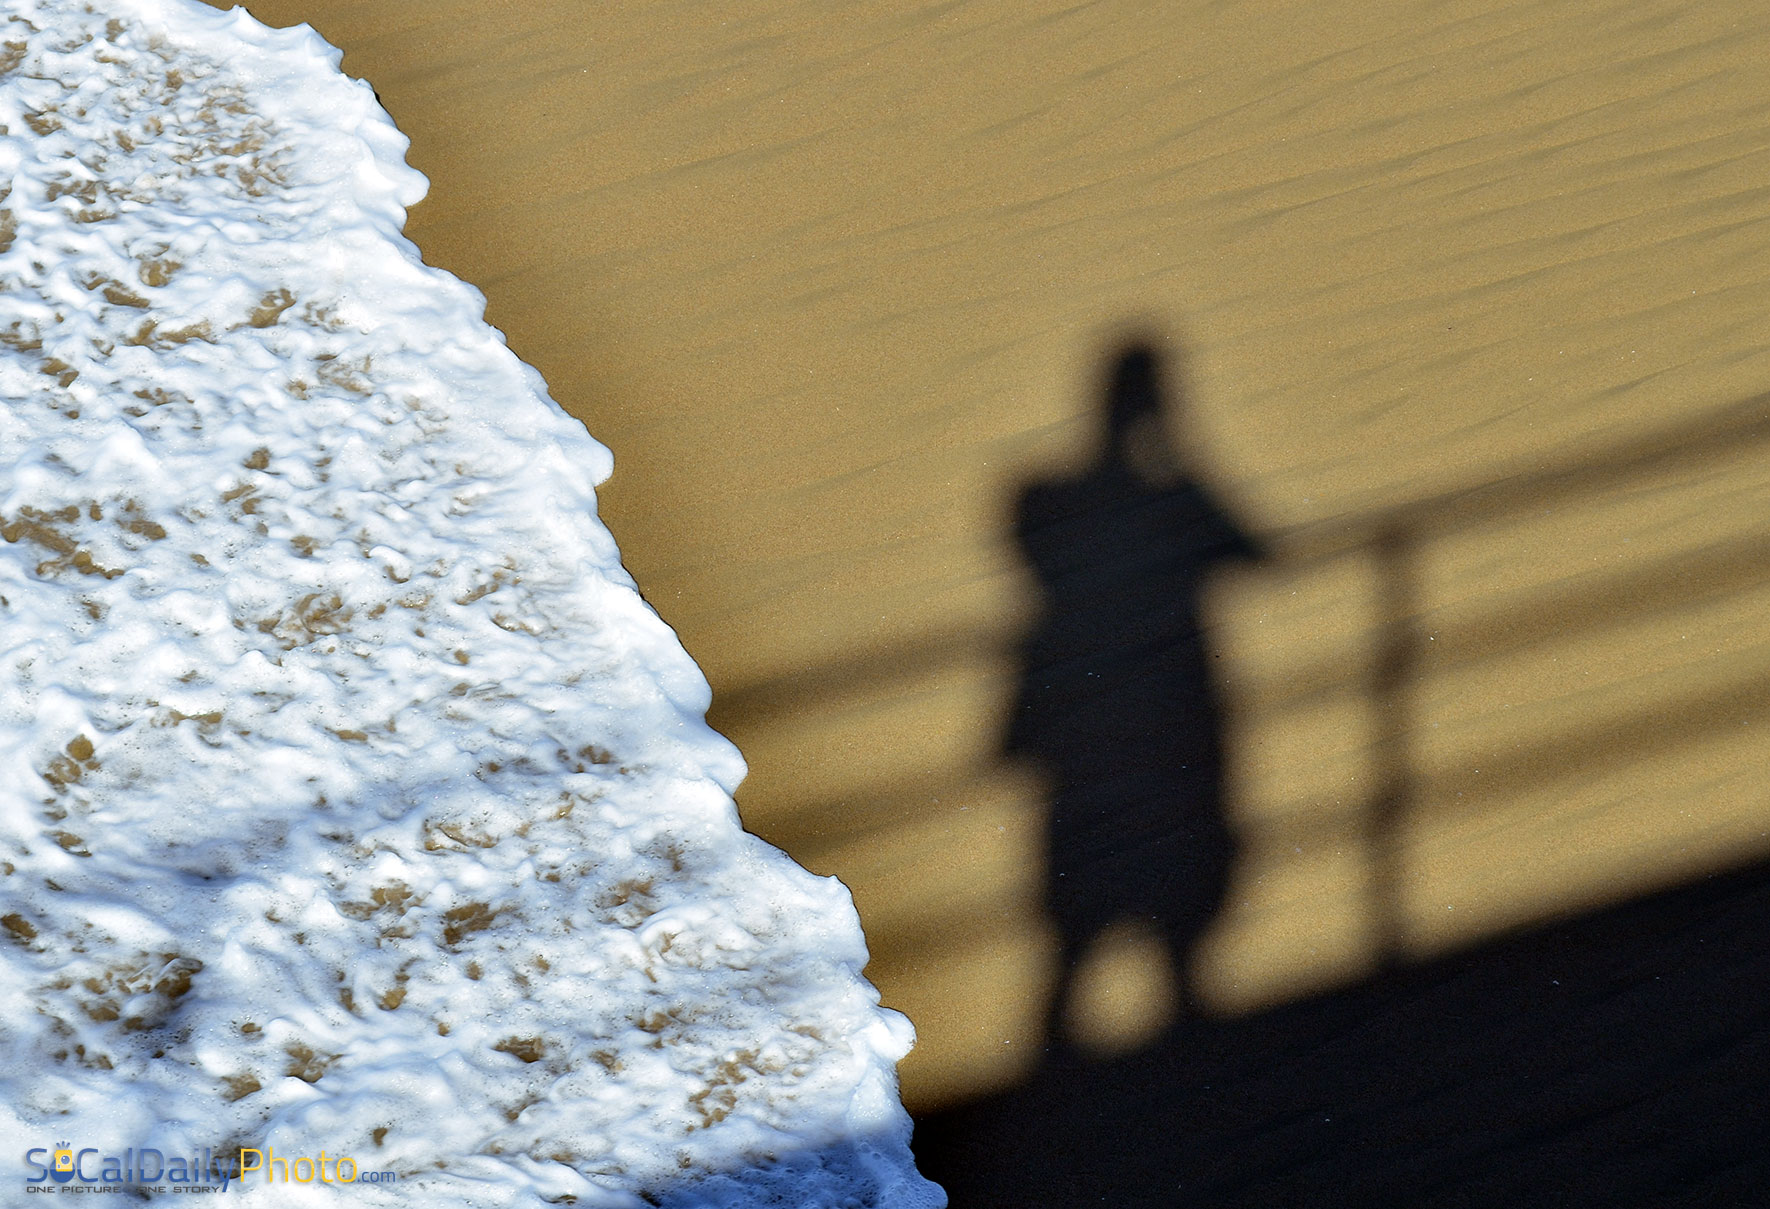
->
911 854 1770 1207
906 343 1770 1207
705 340 1770 1206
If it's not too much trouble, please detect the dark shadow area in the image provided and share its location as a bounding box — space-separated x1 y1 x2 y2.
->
907 345 1770 1206
913 855 1770 1207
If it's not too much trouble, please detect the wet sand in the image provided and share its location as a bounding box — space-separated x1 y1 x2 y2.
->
211 0 1770 1143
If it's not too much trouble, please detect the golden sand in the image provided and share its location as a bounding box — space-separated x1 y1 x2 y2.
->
207 0 1770 1114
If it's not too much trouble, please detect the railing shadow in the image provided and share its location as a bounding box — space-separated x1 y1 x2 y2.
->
712 342 1770 1204
905 347 1770 1205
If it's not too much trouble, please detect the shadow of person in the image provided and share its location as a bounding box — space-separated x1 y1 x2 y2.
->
1008 341 1263 1047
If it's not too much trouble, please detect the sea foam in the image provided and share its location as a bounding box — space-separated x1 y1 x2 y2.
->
0 2 942 1204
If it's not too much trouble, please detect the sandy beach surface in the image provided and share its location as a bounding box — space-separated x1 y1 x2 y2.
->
199 1 1770 1200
